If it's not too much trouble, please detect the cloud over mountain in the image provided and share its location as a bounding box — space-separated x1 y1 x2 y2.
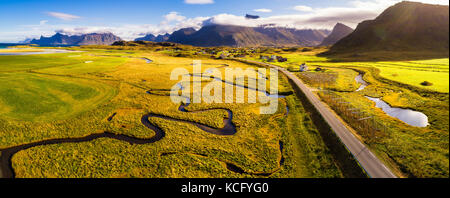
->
184 0 214 4
293 5 313 12
253 8 272 13
3 0 449 43
46 12 80 21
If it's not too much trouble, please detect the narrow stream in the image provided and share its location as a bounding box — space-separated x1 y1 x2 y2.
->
189 74 287 99
0 66 291 178
355 74 368 92
0 91 237 178
141 57 153 63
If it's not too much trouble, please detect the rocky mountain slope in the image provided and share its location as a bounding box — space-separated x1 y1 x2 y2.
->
165 25 330 47
319 23 354 46
134 33 170 42
328 1 449 54
30 32 122 46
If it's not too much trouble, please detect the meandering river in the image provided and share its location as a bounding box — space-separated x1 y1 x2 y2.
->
355 74 368 92
0 65 291 178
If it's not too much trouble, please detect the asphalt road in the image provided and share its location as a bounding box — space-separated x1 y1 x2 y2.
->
240 59 397 178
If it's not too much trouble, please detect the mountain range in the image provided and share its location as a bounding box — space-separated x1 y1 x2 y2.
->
327 1 449 54
28 32 122 46
135 33 170 42
136 25 330 47
23 1 449 51
29 25 331 47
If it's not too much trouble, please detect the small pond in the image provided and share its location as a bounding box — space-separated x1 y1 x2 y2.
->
366 96 429 127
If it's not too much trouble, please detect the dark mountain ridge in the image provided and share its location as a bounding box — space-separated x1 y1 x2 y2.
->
319 23 354 46
327 1 449 56
135 33 170 42
167 28 197 44
30 32 122 46
166 25 330 47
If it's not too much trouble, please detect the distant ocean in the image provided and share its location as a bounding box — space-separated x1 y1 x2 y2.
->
0 43 78 48
0 43 25 49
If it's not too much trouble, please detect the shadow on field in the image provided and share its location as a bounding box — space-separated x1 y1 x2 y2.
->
318 50 449 62
288 78 368 178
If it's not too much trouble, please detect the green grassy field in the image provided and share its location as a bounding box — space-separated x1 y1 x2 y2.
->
248 50 449 177
0 72 116 122
248 53 449 93
1 46 448 178
0 48 342 178
372 59 449 93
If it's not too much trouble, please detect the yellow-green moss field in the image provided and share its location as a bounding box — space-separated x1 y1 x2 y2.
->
258 51 448 178
1 49 342 178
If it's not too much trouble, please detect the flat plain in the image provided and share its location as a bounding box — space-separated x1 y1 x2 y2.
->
0 46 448 178
0 47 342 178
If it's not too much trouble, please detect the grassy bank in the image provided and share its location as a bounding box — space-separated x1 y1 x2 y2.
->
249 51 448 177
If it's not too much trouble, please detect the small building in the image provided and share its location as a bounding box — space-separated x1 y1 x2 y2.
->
260 55 269 61
300 63 308 72
219 53 229 59
276 56 287 62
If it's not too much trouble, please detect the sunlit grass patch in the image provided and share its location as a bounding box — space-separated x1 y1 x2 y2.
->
3 49 342 178
0 72 116 122
374 62 449 93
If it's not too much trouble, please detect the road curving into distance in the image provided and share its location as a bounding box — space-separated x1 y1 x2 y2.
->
237 59 397 178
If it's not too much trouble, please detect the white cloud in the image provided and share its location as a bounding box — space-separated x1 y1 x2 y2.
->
164 12 187 22
203 0 449 30
293 5 313 12
2 0 448 43
39 20 48 25
50 13 209 41
8 11 207 42
46 12 81 21
254 8 272 13
184 0 214 4
408 0 449 5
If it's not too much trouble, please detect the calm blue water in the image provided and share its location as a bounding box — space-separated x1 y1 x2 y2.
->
0 43 80 56
0 43 25 49
366 96 429 127
0 43 78 48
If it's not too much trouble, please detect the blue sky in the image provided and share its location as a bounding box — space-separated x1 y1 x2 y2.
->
0 0 448 42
